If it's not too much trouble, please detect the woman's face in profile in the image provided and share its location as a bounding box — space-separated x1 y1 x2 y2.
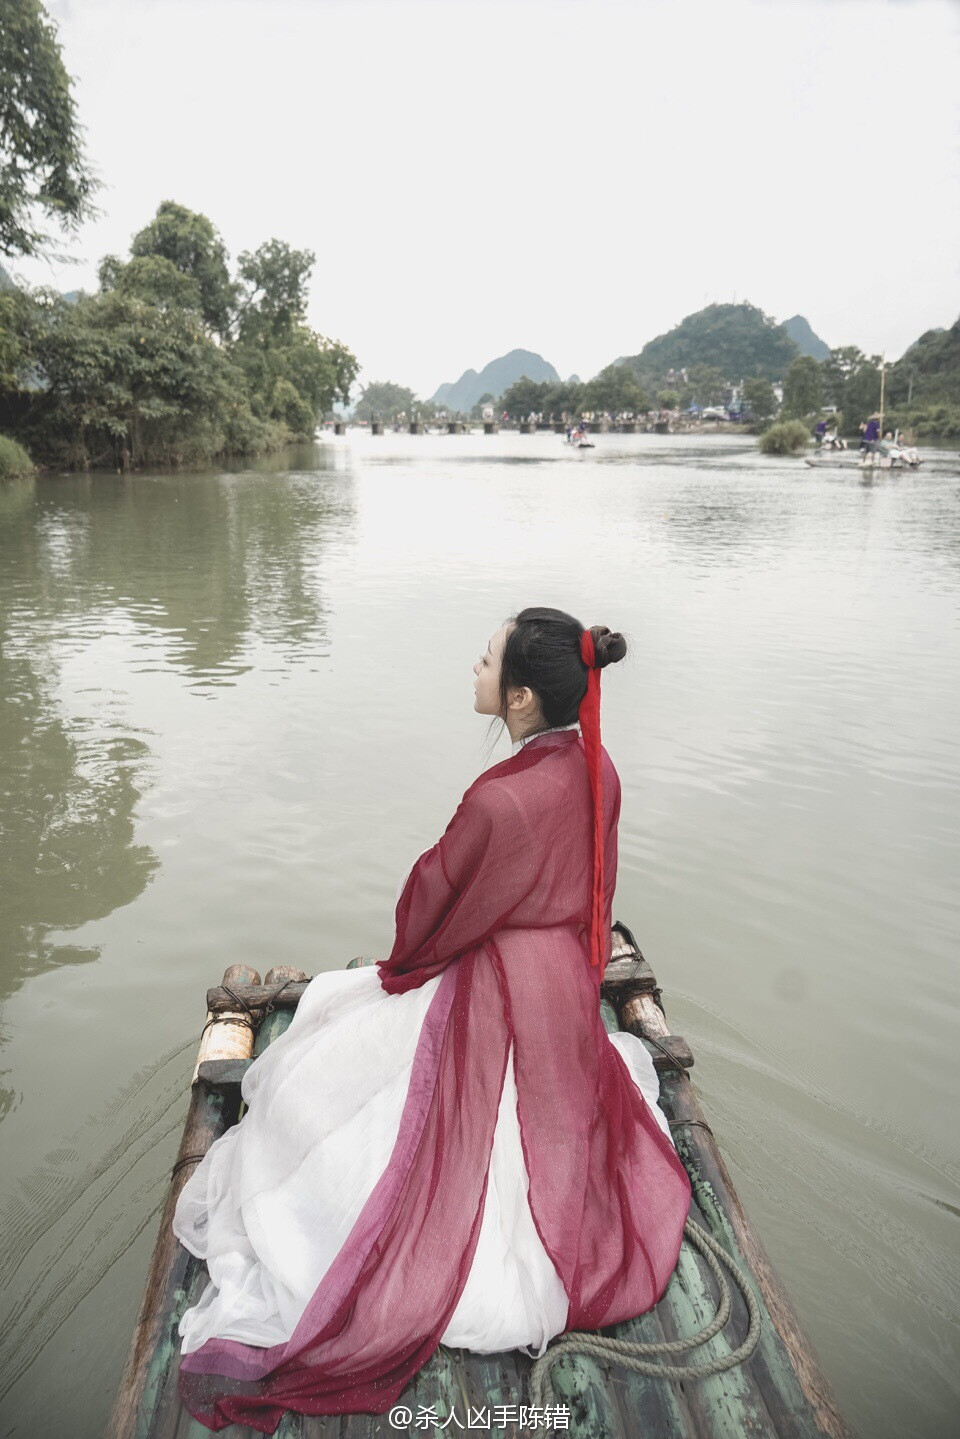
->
473 623 510 715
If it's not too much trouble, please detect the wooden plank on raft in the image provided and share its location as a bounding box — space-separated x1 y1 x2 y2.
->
601 936 849 1439
542 1347 626 1439
615 988 694 1073
494 1349 528 1439
438 1344 530 1439
595 1002 701 1439
105 963 261 1439
660 1071 854 1439
459 1348 513 1439
604 1299 700 1439
207 981 310 1013
400 1343 471 1438
165 969 319 1439
651 1177 778 1439
210 937 656 1017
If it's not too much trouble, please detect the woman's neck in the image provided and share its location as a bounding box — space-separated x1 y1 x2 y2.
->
510 721 579 754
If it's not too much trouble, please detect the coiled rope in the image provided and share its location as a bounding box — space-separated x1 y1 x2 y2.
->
528 1216 762 1406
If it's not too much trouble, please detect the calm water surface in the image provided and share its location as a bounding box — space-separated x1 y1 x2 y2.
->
1 432 958 1438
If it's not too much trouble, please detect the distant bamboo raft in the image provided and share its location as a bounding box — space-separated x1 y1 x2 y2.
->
106 927 852 1439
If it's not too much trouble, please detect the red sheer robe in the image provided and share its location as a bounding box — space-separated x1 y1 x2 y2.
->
178 728 691 1431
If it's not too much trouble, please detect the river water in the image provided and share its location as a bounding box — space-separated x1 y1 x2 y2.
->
0 432 957 1438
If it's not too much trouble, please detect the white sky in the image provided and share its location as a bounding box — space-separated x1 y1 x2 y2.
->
14 0 960 397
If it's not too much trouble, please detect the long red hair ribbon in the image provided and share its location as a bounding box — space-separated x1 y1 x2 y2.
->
579 629 605 978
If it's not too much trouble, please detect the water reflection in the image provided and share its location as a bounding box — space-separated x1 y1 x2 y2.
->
0 494 160 1055
21 465 355 686
0 643 157 1016
0 449 356 1022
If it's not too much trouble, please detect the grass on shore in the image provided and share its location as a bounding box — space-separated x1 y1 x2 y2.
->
0 434 35 479
758 419 810 456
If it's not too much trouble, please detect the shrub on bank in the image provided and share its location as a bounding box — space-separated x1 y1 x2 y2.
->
758 420 810 455
886 404 960 440
0 433 35 479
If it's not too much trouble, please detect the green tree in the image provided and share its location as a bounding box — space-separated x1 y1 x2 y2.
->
657 389 680 409
234 324 357 432
127 201 235 336
469 391 496 421
236 239 315 343
581 365 645 414
842 362 883 430
541 379 585 418
781 355 823 420
500 377 550 422
99 252 204 316
742 377 778 423
268 376 314 437
821 346 866 408
0 284 38 388
0 0 98 258
684 364 726 407
354 381 417 422
820 346 883 432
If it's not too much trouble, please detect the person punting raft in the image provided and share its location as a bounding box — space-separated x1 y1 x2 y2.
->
171 607 692 1434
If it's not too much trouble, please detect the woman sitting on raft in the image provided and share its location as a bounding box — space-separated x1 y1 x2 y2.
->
171 605 692 1434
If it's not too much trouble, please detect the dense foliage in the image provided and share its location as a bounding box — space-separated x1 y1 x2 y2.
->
497 367 648 423
886 318 960 437
620 303 799 385
742 377 777 423
582 364 647 415
0 203 359 469
353 381 418 422
821 346 882 432
0 1 97 258
781 355 823 420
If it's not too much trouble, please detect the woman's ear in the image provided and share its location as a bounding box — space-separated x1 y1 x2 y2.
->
508 685 535 714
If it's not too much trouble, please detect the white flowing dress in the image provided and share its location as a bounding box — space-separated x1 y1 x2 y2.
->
173 733 676 1362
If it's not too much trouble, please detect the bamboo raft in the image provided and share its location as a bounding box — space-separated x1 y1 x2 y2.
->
107 923 853 1439
803 454 959 473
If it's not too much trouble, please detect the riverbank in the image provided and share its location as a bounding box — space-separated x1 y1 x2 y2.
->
0 429 325 479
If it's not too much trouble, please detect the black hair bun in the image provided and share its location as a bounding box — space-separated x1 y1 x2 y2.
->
589 625 627 668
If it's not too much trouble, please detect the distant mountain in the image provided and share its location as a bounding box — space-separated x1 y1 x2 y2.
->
566 374 581 385
617 303 799 382
0 264 82 305
431 349 560 413
783 315 830 360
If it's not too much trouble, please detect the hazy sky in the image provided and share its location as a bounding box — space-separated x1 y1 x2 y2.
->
15 0 960 397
